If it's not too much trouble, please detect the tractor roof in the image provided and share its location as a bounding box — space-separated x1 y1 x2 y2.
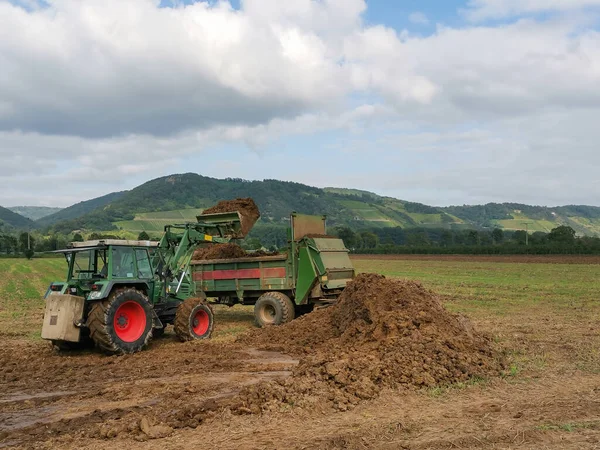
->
50 239 160 253
70 239 160 248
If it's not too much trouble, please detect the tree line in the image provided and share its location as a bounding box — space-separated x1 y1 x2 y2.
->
333 225 600 254
2 224 600 258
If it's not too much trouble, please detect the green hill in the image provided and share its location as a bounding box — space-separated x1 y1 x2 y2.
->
0 206 36 230
444 203 600 235
8 206 63 221
43 173 600 236
36 191 127 229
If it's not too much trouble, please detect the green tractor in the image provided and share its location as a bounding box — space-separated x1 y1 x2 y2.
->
41 209 256 354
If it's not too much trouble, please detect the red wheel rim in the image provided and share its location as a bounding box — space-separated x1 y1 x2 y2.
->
113 301 146 342
192 308 210 336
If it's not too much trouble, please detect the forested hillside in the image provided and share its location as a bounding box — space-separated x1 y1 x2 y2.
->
0 206 35 230
3 173 600 239
25 173 600 237
8 206 62 221
36 191 127 229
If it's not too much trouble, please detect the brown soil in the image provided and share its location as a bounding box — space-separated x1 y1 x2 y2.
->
0 337 299 447
193 243 248 260
192 244 281 260
201 198 260 237
234 273 503 413
351 254 600 264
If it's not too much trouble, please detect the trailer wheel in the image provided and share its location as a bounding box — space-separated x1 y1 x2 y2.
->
254 292 295 327
88 288 153 354
174 296 214 341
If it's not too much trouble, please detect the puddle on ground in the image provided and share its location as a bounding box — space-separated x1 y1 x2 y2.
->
0 391 77 405
243 348 300 365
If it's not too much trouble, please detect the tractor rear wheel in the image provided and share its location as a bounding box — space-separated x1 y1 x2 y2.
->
174 296 214 341
254 292 295 327
88 288 153 354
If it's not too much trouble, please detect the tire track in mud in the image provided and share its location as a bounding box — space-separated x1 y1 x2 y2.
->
0 342 298 448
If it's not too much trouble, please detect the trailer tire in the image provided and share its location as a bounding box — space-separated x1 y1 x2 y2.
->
88 288 153 354
174 296 214 341
254 292 295 327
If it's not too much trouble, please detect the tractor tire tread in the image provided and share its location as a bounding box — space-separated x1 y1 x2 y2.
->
174 294 213 342
88 288 152 354
254 291 295 327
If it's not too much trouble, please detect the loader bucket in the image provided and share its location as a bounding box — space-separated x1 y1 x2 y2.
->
196 211 246 239
197 198 260 239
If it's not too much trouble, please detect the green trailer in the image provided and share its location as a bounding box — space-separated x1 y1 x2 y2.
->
191 213 355 326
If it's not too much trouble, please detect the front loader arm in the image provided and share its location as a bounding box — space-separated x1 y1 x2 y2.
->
158 224 233 284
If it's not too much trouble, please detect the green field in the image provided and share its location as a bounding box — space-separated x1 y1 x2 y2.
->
494 211 557 232
352 257 600 314
0 258 66 338
337 199 460 228
115 208 204 234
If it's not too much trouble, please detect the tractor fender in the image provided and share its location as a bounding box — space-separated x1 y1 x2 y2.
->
88 281 153 302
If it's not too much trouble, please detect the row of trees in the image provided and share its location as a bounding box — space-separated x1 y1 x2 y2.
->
0 232 36 258
1 224 598 258
333 225 578 248
333 225 600 254
243 224 596 254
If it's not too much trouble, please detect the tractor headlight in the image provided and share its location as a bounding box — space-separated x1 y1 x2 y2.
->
88 291 102 299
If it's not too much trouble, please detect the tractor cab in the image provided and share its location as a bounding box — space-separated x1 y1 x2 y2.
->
46 240 160 300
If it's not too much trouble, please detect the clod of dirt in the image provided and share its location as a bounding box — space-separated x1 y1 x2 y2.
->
202 198 260 237
235 273 504 413
139 416 173 439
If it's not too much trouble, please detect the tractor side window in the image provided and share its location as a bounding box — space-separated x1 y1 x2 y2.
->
73 250 92 279
112 248 135 278
97 249 108 278
135 249 152 279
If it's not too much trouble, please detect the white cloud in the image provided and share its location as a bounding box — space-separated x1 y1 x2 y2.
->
0 0 352 137
408 11 430 25
464 0 600 21
0 104 391 205
2 0 600 207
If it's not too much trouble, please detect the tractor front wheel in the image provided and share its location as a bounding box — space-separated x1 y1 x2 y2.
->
254 292 295 327
88 288 153 354
174 297 214 341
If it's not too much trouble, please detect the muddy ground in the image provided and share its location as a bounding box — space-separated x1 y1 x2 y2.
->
2 262 600 449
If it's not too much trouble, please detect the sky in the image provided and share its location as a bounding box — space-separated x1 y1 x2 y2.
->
1 0 600 208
